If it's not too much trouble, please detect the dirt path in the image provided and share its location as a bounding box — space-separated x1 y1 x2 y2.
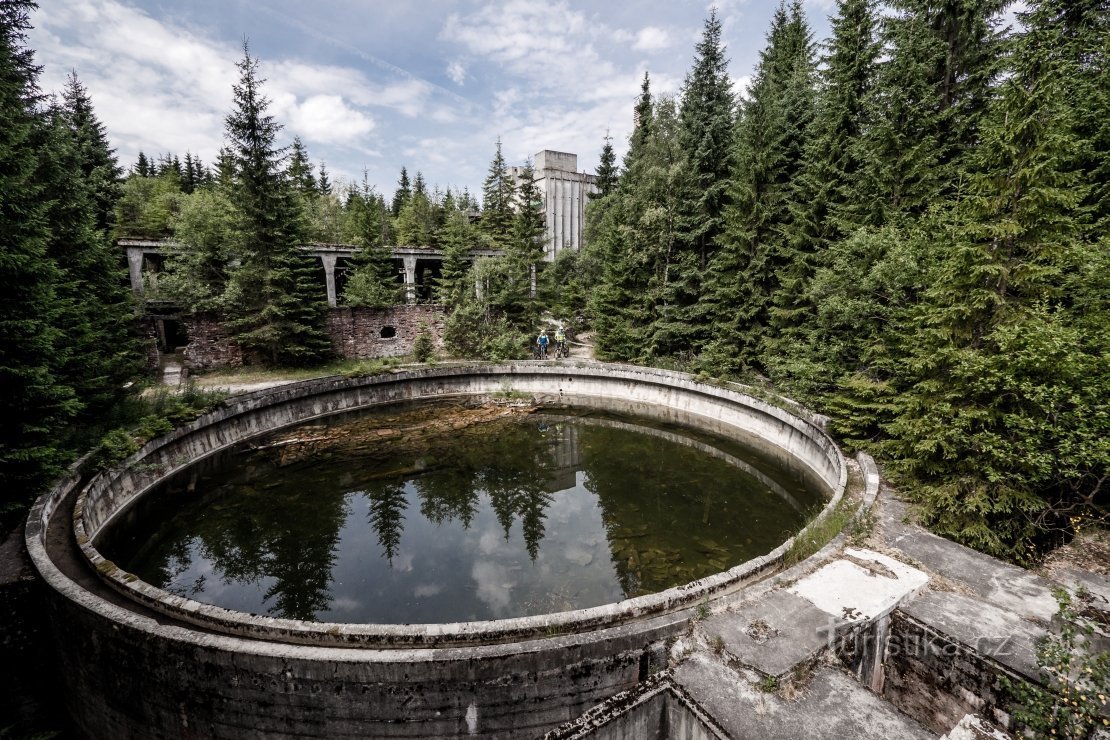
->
568 330 596 360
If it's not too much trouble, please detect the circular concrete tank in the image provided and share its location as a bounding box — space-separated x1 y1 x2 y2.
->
27 363 847 739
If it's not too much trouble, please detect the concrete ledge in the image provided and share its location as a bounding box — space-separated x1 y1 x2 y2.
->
24 362 850 739
51 362 845 649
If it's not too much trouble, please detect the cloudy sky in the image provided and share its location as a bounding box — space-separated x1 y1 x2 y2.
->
27 0 842 198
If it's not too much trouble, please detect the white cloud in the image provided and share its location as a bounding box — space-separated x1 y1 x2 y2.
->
288 95 376 143
632 26 672 52
441 0 614 93
446 60 467 85
30 0 394 167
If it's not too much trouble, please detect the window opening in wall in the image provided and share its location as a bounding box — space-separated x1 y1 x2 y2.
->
380 326 397 339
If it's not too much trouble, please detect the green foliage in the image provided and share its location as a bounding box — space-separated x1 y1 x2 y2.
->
159 186 238 310
435 196 476 309
412 321 435 363
0 0 81 513
1005 587 1110 738
342 173 398 308
114 172 184 237
758 675 779 693
88 383 227 472
479 139 514 248
587 91 686 362
220 44 331 366
705 1 816 373
89 428 140 471
443 299 528 362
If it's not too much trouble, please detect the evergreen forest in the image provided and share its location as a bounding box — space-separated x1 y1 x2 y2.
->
1 0 1107 564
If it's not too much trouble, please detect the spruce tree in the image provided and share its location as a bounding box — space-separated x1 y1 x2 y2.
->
588 95 685 361
0 0 78 510
60 71 123 233
592 132 618 198
317 161 331 195
287 135 316 195
848 0 1005 226
391 166 411 217
655 9 736 356
479 139 514 249
885 0 1109 560
764 0 879 382
221 44 331 365
435 190 474 308
40 99 144 419
134 150 151 177
504 163 545 325
182 151 197 193
704 1 816 374
342 173 398 308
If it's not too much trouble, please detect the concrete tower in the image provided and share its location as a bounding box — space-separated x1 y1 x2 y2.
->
511 151 598 262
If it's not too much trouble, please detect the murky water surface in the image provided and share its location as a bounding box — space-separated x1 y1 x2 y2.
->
106 405 824 623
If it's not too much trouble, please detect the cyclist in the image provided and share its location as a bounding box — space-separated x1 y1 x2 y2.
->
554 327 567 358
536 330 550 359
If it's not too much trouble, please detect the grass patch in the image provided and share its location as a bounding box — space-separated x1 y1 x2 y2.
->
785 498 859 567
191 356 405 386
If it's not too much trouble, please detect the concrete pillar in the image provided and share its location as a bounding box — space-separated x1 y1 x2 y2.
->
320 254 338 307
570 181 579 252
403 255 417 304
127 248 145 296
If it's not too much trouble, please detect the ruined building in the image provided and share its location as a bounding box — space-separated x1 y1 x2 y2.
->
511 150 598 261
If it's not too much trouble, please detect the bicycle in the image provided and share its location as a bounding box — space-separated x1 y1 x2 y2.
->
554 340 569 359
533 343 548 360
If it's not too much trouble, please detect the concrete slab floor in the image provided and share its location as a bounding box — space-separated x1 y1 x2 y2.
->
672 652 935 740
787 548 930 624
877 495 1059 623
700 590 833 679
899 590 1047 680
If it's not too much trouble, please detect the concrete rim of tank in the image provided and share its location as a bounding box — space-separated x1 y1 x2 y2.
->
32 362 848 649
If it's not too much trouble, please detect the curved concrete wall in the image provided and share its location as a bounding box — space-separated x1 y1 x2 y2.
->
26 362 846 739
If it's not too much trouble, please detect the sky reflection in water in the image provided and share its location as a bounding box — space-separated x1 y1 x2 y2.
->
112 411 822 623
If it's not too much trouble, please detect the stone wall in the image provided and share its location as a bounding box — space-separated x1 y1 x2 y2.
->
181 306 446 370
327 304 445 360
880 610 1025 734
182 313 244 370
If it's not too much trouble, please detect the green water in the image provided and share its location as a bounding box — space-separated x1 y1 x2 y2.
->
105 407 824 624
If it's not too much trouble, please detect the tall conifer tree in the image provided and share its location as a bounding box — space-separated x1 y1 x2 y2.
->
885 0 1109 559
704 1 816 373
479 139 514 248
764 0 879 380
593 132 618 198
40 98 143 418
655 10 735 356
0 0 78 508
222 44 330 365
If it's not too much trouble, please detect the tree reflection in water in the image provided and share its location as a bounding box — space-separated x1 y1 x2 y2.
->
113 409 818 622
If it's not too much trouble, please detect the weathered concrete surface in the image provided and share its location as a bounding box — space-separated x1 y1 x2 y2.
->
883 498 1058 622
899 591 1045 679
543 673 726 740
942 713 1013 740
67 364 845 648
0 526 58 735
27 363 846 739
788 548 930 624
701 591 831 678
870 492 1056 735
672 653 934 740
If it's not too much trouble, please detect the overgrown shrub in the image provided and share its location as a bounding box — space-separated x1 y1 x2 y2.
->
412 321 435 363
1006 587 1109 738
